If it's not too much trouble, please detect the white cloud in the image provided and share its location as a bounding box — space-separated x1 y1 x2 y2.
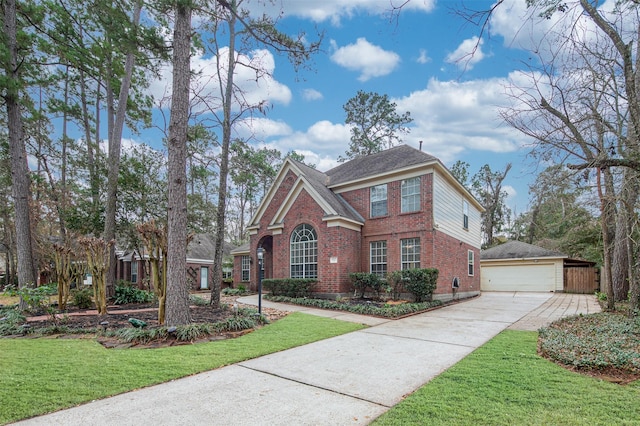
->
330 38 400 81
249 0 436 26
445 36 485 70
236 117 293 140
266 120 351 162
394 77 526 163
417 49 431 64
149 48 291 113
302 88 324 101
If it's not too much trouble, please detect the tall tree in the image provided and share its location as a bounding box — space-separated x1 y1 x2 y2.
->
339 90 413 162
494 0 640 310
200 0 320 308
472 163 512 247
1 0 39 307
165 0 192 326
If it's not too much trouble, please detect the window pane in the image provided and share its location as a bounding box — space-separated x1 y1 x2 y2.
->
241 256 251 282
370 184 387 217
290 224 318 279
401 238 421 270
468 250 474 276
370 241 387 277
401 177 420 213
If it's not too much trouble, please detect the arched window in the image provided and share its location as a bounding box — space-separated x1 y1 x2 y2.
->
290 224 318 279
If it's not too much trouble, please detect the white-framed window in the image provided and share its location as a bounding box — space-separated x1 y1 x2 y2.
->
463 200 469 230
370 241 387 277
241 256 250 282
401 177 421 213
370 184 388 217
290 224 318 279
131 260 138 283
401 238 421 270
468 250 474 276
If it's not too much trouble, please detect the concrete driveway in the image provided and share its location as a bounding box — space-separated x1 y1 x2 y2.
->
13 292 598 426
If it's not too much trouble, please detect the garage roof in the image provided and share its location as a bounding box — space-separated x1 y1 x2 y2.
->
481 240 566 260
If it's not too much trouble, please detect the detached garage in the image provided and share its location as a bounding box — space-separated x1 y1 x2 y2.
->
480 241 566 292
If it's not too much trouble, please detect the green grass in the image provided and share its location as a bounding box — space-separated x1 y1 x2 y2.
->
0 312 365 425
373 330 640 426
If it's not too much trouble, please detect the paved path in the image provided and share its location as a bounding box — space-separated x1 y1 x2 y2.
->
13 292 598 426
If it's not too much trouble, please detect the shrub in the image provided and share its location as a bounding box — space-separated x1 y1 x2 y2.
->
189 295 209 306
386 271 404 301
263 278 316 298
113 284 155 305
4 284 54 313
400 268 438 303
222 287 248 296
72 288 93 309
348 272 388 299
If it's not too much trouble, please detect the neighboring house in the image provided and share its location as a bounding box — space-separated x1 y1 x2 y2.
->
116 233 235 291
480 240 598 293
232 144 484 301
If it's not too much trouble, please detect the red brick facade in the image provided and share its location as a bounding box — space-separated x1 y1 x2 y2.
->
233 150 482 301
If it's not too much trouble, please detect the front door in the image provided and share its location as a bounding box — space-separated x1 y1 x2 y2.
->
200 266 209 289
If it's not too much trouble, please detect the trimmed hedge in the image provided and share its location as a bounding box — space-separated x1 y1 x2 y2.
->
262 278 316 298
265 295 442 318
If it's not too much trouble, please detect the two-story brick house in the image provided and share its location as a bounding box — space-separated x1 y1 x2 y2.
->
232 144 483 301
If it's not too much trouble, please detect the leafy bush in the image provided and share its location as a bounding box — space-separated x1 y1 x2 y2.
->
386 271 405 301
72 288 93 309
222 287 249 296
539 312 640 374
0 307 26 335
4 284 55 313
265 295 442 318
263 278 316 298
400 268 438 303
113 284 155 305
348 272 389 299
189 294 209 306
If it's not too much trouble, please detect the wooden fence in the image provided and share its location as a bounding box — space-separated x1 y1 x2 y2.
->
564 266 599 294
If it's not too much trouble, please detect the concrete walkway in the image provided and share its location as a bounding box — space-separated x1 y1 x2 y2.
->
13 292 598 426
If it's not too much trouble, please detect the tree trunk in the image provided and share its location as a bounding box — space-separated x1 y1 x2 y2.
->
612 198 629 301
103 2 142 299
165 1 192 326
210 3 237 309
599 168 616 310
2 0 38 309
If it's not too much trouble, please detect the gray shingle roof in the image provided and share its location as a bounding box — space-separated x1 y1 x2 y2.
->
291 160 365 223
481 240 566 260
188 233 234 260
326 145 438 186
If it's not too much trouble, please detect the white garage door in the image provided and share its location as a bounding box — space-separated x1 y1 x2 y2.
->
481 263 556 292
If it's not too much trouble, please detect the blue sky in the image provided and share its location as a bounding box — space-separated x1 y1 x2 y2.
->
132 0 575 215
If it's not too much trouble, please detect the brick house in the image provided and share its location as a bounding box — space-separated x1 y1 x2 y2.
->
116 233 235 291
232 145 483 301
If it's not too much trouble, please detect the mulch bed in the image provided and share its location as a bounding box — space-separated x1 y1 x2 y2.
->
19 296 290 349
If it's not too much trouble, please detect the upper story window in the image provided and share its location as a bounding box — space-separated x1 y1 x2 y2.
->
370 184 388 217
401 238 421 270
468 250 474 276
370 241 387 277
290 224 318 279
463 200 469 230
401 177 421 213
241 255 250 282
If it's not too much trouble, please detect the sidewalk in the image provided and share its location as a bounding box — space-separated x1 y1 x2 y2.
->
13 292 598 425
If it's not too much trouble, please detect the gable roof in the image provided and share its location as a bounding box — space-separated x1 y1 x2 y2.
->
481 240 567 260
188 233 234 260
326 145 438 186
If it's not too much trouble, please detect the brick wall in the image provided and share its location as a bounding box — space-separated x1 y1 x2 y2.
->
432 230 481 297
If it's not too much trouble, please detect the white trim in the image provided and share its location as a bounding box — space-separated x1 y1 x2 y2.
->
324 216 363 231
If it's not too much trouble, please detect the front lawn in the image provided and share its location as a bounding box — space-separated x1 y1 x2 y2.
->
373 330 640 425
0 312 365 425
